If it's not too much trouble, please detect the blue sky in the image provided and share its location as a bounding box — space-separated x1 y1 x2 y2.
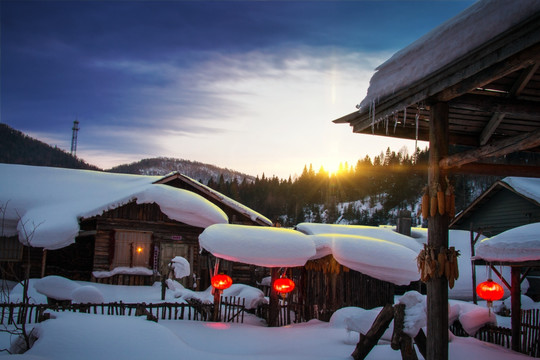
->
1 0 474 178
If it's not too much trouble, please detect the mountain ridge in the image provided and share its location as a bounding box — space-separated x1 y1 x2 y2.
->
0 123 255 184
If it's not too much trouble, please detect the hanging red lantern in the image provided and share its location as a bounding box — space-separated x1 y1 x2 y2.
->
273 277 295 294
476 279 504 302
211 274 232 290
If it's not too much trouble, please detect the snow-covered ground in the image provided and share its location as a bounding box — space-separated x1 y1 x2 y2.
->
1 279 536 359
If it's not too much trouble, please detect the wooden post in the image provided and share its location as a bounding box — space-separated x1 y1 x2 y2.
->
351 304 394 360
268 268 279 327
470 224 478 305
511 266 521 352
427 102 450 360
41 249 47 278
392 304 419 360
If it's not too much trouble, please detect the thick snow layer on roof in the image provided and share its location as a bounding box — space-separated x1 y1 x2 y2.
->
176 173 273 226
199 224 316 267
475 222 540 262
330 234 419 286
0 164 228 250
502 177 540 204
359 0 540 109
296 222 422 252
201 224 420 285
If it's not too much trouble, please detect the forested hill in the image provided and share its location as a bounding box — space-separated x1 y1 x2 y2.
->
0 124 100 170
108 157 255 185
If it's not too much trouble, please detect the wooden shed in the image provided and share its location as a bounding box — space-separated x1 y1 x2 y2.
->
333 1 540 358
292 255 394 322
450 177 540 237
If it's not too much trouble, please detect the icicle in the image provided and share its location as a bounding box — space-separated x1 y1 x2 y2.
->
393 112 398 134
403 107 407 127
371 100 376 134
385 115 389 135
415 108 420 153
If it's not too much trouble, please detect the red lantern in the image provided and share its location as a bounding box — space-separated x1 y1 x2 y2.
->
476 279 504 302
211 274 232 290
273 277 295 294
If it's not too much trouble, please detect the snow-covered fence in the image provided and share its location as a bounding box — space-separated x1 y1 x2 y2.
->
451 309 540 358
0 297 247 325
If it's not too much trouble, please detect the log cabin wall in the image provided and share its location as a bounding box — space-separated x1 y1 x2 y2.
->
293 257 395 322
78 201 209 288
452 187 540 237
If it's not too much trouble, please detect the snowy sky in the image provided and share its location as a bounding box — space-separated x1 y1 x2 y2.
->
1 0 474 178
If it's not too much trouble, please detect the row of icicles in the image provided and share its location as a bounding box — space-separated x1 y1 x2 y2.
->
420 177 455 219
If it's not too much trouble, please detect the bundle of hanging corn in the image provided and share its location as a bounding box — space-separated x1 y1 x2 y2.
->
305 255 349 274
420 177 455 220
416 244 460 288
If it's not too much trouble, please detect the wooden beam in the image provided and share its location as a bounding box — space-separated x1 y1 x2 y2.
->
480 112 506 146
446 162 540 177
440 128 540 169
434 43 540 102
449 94 540 117
479 62 538 145
511 62 539 96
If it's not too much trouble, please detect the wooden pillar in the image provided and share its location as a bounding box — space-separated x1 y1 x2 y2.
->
511 266 521 352
427 102 450 360
268 267 279 327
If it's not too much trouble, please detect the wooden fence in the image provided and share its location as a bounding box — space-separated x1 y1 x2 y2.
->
0 296 246 326
450 309 540 357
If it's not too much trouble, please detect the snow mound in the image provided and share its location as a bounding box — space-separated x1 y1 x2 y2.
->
170 256 191 279
71 285 105 304
33 276 80 301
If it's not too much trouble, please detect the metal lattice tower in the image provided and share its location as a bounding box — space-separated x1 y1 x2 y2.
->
70 120 79 157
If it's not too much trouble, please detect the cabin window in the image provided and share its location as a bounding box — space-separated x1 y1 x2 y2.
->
111 230 152 268
0 236 23 261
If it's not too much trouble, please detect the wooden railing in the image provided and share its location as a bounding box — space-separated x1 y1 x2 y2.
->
0 297 246 325
450 309 540 358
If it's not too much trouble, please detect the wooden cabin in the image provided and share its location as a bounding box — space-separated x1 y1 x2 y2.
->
450 177 540 237
450 177 540 300
0 165 272 289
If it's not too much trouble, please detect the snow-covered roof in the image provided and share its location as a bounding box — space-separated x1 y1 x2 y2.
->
199 224 316 268
295 223 422 252
200 223 420 286
501 177 540 205
474 222 540 262
358 0 540 110
156 172 273 226
0 163 228 250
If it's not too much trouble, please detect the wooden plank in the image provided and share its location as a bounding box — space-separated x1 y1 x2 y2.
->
440 128 540 169
448 162 540 177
